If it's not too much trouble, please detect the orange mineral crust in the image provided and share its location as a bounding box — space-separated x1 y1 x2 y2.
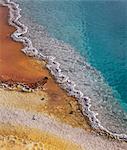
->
0 6 45 84
0 5 90 129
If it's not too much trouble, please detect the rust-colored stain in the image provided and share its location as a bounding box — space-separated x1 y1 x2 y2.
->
0 6 67 103
0 6 45 85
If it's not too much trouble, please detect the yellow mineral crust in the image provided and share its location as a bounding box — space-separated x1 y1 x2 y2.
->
0 124 82 150
0 88 90 130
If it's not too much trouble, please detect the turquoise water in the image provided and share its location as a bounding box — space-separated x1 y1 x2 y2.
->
21 0 127 112
83 1 127 112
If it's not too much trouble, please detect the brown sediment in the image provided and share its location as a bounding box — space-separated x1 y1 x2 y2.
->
0 6 90 130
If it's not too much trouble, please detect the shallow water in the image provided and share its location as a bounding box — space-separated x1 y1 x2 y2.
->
14 0 127 135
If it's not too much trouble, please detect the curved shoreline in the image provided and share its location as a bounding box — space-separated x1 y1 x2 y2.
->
1 0 127 141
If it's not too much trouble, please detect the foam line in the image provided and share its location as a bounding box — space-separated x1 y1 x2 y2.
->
1 0 127 141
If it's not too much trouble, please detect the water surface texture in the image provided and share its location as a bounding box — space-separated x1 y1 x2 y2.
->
17 0 127 135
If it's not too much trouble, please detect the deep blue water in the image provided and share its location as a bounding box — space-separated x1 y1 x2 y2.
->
22 0 127 112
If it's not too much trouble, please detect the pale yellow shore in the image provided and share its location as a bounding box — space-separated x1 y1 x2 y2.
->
0 88 127 150
0 88 84 150
0 88 90 130
0 124 82 150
